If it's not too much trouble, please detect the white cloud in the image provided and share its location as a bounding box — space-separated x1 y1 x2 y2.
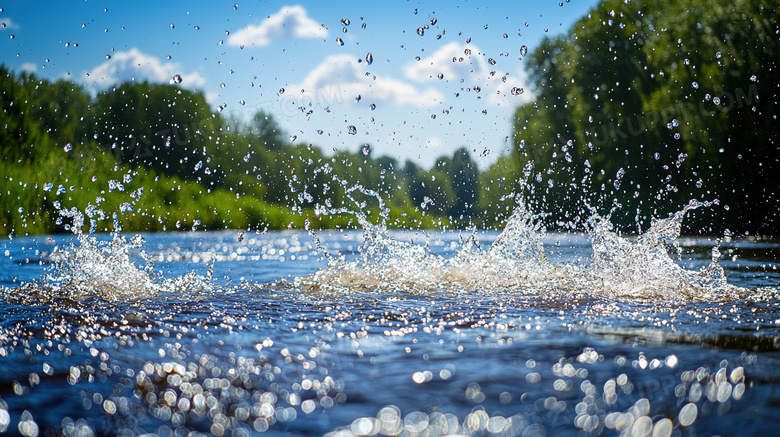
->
228 5 326 48
82 48 205 88
403 42 492 83
403 41 532 106
20 62 37 73
289 54 443 107
0 17 19 30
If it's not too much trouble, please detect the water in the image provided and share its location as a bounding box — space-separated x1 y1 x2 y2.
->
0 203 779 436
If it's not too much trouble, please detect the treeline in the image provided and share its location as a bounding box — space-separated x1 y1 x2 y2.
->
3 0 778 236
479 0 780 234
0 67 480 236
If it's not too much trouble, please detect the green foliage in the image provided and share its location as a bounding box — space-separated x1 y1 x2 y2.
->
0 66 480 237
490 0 779 234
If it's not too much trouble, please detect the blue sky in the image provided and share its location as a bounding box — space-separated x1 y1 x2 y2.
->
0 0 601 169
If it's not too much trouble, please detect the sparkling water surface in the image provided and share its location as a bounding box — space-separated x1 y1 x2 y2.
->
0 220 779 436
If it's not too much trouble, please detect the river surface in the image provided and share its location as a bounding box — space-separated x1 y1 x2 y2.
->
0 208 779 436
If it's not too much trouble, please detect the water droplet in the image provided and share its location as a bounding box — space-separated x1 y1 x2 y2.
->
341 18 350 26
170 74 183 84
750 74 757 82
239 99 245 105
278 88 285 95
316 129 323 135
194 25 200 30
123 174 133 183
684 59 690 65
233 3 239 10
347 125 357 135
289 135 297 142
674 133 681 140
654 152 660 160
355 95 361 103
715 51 722 59
220 83 225 88
336 37 344 46
362 145 371 155
692 82 699 89
488 58 496 65
519 140 525 148
64 143 73 152
169 23 175 29
91 175 98 182
672 118 679 127
217 103 227 112
520 45 528 57
369 103 376 110
243 153 250 162
194 161 203 171
713 97 721 105
704 93 711 101
437 73 444 80
365 52 373 65
511 87 524 96
417 27 424 36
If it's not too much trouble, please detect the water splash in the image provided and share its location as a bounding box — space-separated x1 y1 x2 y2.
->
18 205 214 301
298 198 741 300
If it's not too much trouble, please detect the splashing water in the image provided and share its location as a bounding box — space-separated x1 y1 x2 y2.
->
19 205 214 301
298 198 740 300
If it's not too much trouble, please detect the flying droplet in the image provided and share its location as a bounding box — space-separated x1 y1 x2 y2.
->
417 27 425 36
654 152 660 160
170 74 183 84
194 25 200 30
289 135 297 142
369 103 376 110
347 125 357 135
220 83 225 88
278 88 285 95
520 45 528 57
316 129 323 135
243 153 250 162
217 103 227 112
43 183 54 192
341 18 350 26
488 58 496 65
169 23 175 29
430 18 438 25
713 96 721 105
437 73 444 80
365 52 373 65
194 161 203 171
684 59 690 65
750 75 757 82
355 95 361 103
715 51 722 59
239 99 245 105
64 143 73 152
692 81 699 89
674 133 681 140
362 145 371 155
336 37 344 46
